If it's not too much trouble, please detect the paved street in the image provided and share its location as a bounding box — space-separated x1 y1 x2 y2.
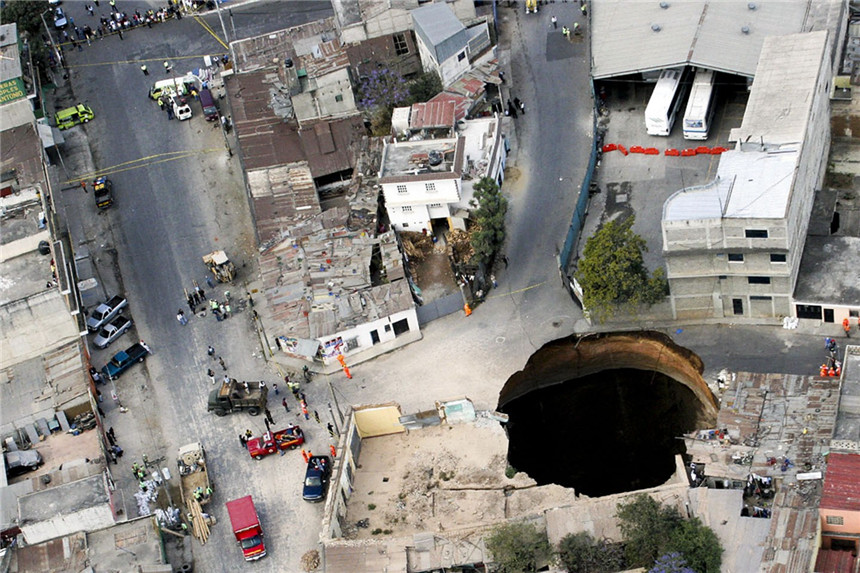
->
47 1 844 571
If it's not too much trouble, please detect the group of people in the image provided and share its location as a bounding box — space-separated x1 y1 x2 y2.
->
56 2 183 54
506 97 526 118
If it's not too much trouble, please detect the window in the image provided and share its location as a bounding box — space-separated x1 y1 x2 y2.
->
402 223 409 228
430 203 442 208
457 51 466 62
826 515 844 526
345 337 359 350
393 33 409 56
750 296 772 301
401 205 412 213
728 253 744 262
335 94 343 102
745 229 768 238
748 276 771 285
770 253 786 263
397 184 407 194
425 183 436 192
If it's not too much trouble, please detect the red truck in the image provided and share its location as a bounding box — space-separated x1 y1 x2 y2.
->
226 496 266 561
247 425 304 460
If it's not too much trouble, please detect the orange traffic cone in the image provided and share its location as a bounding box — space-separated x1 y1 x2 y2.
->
464 303 472 317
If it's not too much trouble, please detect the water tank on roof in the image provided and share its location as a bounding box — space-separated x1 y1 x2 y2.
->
428 151 443 166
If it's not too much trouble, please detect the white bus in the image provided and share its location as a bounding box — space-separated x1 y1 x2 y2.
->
682 69 717 140
644 68 690 136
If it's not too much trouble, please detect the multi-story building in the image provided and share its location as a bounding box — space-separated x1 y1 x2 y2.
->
661 31 831 319
411 3 491 87
379 112 506 233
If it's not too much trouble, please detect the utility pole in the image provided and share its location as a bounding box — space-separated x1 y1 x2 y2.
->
327 378 345 427
229 9 236 38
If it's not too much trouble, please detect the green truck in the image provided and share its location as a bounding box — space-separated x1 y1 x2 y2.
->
56 104 94 130
208 380 268 416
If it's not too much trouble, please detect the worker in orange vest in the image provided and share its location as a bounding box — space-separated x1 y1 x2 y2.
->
820 364 828 377
330 444 337 458
844 317 851 337
828 366 836 377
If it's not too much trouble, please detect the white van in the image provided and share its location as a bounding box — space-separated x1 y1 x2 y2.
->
172 96 192 121
150 77 188 101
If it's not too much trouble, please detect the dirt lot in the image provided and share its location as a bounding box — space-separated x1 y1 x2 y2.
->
343 421 579 539
400 232 460 302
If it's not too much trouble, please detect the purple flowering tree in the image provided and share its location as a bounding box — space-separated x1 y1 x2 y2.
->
650 552 695 573
358 68 409 110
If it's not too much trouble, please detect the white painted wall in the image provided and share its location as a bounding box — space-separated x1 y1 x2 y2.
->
318 307 419 361
21 504 115 545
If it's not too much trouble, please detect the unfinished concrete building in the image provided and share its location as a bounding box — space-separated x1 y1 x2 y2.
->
662 31 832 319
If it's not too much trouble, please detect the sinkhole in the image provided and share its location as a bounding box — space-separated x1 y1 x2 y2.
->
498 331 718 498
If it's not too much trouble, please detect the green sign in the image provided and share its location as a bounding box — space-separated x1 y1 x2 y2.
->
0 77 26 105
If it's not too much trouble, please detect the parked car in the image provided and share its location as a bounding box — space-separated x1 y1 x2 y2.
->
53 7 68 29
302 455 331 502
56 104 94 130
101 342 148 380
93 315 133 349
4 449 43 478
86 294 128 332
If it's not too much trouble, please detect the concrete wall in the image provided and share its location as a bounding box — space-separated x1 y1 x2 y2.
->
292 69 357 123
820 509 860 550
382 178 460 231
318 307 420 359
354 404 406 437
21 503 115 545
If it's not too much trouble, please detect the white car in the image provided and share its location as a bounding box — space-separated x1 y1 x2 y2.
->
93 315 133 349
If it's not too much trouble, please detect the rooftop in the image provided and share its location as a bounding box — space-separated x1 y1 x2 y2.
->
411 3 465 49
0 23 22 84
378 137 464 182
231 17 340 74
18 472 109 524
792 236 860 306
729 31 829 146
410 101 456 131
833 346 860 445
662 146 798 221
591 0 820 79
820 452 860 511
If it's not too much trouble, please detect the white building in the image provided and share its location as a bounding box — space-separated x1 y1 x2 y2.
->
411 3 491 87
380 114 506 233
661 32 832 320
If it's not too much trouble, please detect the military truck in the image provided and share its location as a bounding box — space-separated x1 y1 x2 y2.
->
203 250 236 283
177 442 212 507
207 380 267 416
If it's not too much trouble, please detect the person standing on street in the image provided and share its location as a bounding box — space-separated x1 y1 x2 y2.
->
844 317 852 338
282 397 290 413
176 310 187 325
140 340 153 354
551 15 557 28
301 400 309 420
163 60 171 74
219 356 226 371
265 408 274 425
140 63 148 75
110 0 118 12
207 369 216 385
207 345 215 357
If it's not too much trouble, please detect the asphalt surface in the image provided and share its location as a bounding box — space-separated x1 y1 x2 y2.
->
48 1 842 571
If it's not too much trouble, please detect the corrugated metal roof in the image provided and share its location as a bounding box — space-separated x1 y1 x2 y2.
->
592 0 810 79
815 549 858 573
820 452 860 511
410 101 455 129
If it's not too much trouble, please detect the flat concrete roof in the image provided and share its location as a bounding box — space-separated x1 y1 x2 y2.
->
18 473 108 523
379 137 463 181
729 31 829 146
792 236 860 306
833 346 860 445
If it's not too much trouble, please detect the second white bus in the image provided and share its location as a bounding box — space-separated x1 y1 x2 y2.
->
644 68 690 136
682 69 717 140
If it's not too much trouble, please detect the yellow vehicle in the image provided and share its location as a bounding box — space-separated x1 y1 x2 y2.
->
56 104 94 130
150 78 189 101
525 0 537 13
203 250 236 283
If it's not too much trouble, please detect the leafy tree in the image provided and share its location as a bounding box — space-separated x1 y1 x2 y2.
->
370 106 393 136
0 0 51 65
557 531 624 573
616 494 681 567
469 177 507 267
358 68 409 111
665 519 722 573
407 71 442 104
650 552 695 573
574 216 667 322
485 521 550 573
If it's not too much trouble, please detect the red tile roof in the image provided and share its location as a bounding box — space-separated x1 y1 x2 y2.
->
814 549 857 573
820 453 860 511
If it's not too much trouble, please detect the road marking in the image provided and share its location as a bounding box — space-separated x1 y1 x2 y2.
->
61 53 227 69
486 281 546 299
67 148 223 183
193 15 228 49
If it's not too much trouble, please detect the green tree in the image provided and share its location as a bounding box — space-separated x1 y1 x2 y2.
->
486 521 550 573
407 71 442 104
0 0 51 65
557 531 624 573
574 216 667 322
469 177 507 267
616 494 681 567
665 519 723 573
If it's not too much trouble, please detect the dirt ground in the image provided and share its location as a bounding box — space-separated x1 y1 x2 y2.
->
7 428 101 487
343 420 579 539
401 232 459 302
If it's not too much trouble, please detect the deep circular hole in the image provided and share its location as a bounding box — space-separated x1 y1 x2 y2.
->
498 331 716 498
502 368 701 497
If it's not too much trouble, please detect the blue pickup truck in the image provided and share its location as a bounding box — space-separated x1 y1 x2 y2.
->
101 343 148 380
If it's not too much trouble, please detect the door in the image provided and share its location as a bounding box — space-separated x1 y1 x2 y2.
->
370 330 380 345
824 308 834 323
732 298 743 315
